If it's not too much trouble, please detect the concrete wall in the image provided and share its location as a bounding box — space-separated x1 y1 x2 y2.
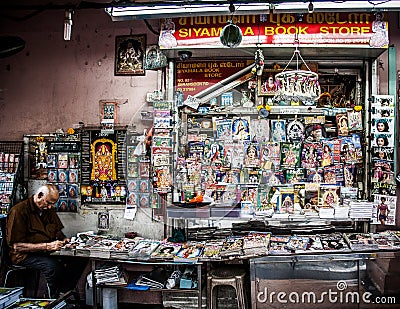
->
0 9 165 239
0 9 159 138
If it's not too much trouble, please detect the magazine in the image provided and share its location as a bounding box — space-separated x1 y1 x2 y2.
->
320 184 340 207
371 147 394 161
268 235 291 255
214 118 233 141
371 232 400 250
150 242 182 260
232 117 251 141
340 134 362 164
174 242 204 263
285 236 309 252
286 118 305 143
243 232 271 256
129 240 160 259
305 235 324 252
270 119 286 142
280 142 301 168
6 298 63 309
301 142 322 169
344 233 379 251
278 186 295 214
200 240 223 260
220 236 244 258
250 118 270 142
260 142 280 170
320 233 350 251
347 110 363 132
336 113 349 136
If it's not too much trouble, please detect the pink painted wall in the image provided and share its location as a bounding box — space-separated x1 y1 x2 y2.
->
0 9 160 139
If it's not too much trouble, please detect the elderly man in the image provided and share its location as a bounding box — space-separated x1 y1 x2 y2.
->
6 184 86 298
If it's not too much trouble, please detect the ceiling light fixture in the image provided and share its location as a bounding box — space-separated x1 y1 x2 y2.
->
63 9 73 41
105 1 400 21
178 50 192 61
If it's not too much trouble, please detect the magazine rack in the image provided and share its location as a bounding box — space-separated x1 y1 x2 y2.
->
0 141 24 213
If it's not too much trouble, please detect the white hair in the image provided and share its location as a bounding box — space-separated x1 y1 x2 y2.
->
36 185 50 195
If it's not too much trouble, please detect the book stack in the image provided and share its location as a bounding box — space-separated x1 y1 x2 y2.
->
60 241 78 256
318 206 335 219
349 201 374 219
334 206 350 219
75 244 91 257
90 239 119 259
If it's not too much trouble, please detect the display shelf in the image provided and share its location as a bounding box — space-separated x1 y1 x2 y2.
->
0 141 24 214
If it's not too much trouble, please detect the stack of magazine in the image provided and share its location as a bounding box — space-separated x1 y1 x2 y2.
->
0 287 23 309
6 298 66 309
94 264 124 285
135 267 170 289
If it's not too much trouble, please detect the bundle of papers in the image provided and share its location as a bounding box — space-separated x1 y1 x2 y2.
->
94 265 123 284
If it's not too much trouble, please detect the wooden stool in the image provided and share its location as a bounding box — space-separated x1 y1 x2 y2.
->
207 266 247 309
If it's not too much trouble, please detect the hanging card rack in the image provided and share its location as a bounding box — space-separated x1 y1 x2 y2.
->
273 42 321 105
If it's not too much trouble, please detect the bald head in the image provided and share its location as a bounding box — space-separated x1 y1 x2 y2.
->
34 184 59 210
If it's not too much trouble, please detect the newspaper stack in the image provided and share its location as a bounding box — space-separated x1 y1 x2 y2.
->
94 265 122 284
349 201 374 219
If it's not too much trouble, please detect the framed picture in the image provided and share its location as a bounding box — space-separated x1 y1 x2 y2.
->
115 34 146 76
100 101 118 122
258 70 281 96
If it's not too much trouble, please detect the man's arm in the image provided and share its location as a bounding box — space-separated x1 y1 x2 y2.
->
12 240 68 253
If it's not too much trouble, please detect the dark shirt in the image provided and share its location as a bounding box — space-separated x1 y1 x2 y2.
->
6 196 65 264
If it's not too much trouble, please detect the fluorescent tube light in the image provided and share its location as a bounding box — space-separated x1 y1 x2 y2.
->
105 1 400 21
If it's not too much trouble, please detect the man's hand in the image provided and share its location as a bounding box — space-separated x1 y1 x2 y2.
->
46 240 65 251
13 240 66 253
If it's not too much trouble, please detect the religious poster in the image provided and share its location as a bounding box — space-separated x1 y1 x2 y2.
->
80 130 127 204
